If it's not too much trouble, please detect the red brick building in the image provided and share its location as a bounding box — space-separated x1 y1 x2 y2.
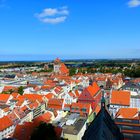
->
78 82 102 110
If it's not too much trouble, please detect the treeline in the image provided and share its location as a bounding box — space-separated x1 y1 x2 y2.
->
69 67 140 78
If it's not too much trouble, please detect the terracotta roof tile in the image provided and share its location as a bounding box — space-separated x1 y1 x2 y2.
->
86 82 100 97
3 86 17 92
0 116 13 131
0 94 11 103
110 90 130 106
45 93 54 100
33 112 52 124
116 108 139 119
11 92 19 98
48 99 64 110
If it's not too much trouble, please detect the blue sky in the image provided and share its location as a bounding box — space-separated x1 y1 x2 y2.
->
0 0 140 60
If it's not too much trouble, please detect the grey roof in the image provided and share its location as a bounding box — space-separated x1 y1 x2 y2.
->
122 82 140 90
0 104 10 109
82 107 123 140
5 74 16 79
63 117 87 135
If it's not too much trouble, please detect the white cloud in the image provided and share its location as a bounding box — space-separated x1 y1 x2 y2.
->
35 6 69 24
40 16 67 24
128 0 140 7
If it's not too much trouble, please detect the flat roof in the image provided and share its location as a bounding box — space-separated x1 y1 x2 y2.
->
62 114 87 135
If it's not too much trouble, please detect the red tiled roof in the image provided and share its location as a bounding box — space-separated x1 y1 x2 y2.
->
28 101 39 109
0 94 11 103
31 72 38 76
116 108 139 120
14 108 26 119
45 93 54 100
33 86 40 91
21 105 28 112
23 94 44 103
69 92 76 98
94 105 100 114
0 116 13 131
44 80 54 85
64 104 71 109
3 86 17 92
13 122 35 140
86 82 100 97
75 90 80 97
60 63 69 75
16 98 24 106
48 99 64 110
110 90 130 106
33 112 52 124
11 92 19 98
3 107 10 112
7 112 19 124
41 85 55 90
54 86 62 94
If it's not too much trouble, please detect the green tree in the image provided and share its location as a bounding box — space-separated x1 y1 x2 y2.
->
69 68 76 76
18 86 24 95
30 123 64 140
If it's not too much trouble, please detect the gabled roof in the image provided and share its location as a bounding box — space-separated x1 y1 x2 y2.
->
0 116 13 131
23 94 44 103
41 85 55 90
48 99 64 110
60 63 69 74
54 86 62 94
110 90 130 106
82 107 123 140
69 92 76 98
75 90 80 97
3 86 17 92
28 101 39 110
45 93 54 100
21 105 28 112
0 94 11 103
16 98 25 106
3 106 10 112
7 112 19 124
33 112 52 124
116 108 139 120
86 82 100 97
11 92 19 98
13 122 36 140
14 108 26 119
94 105 100 114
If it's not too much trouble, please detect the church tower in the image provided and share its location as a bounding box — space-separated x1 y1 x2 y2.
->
54 58 61 74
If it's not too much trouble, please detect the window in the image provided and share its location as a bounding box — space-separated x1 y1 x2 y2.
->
76 107 79 110
72 108 75 111
82 108 87 112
